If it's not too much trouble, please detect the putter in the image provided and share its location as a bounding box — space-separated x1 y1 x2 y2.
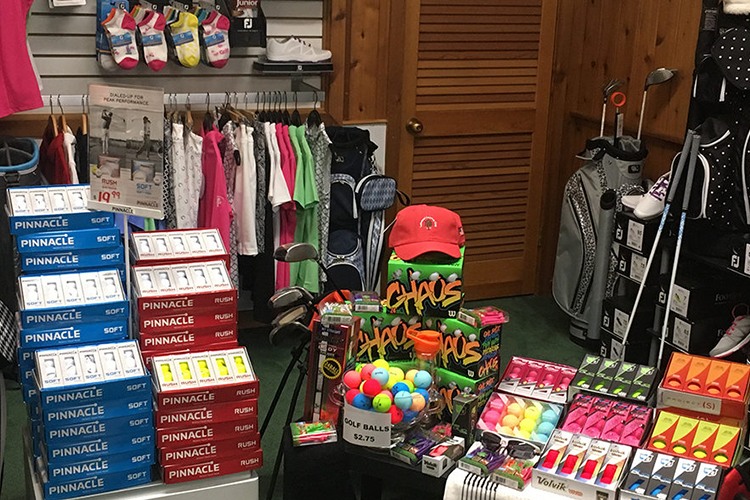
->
637 68 677 140
600 79 625 137
619 130 695 358
658 133 700 366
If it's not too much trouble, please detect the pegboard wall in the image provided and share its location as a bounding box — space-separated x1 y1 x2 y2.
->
28 1 323 95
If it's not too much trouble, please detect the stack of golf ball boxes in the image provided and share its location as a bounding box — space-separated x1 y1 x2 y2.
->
7 185 154 498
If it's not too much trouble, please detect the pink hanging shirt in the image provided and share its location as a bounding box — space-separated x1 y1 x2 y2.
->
198 127 233 252
1 0 43 118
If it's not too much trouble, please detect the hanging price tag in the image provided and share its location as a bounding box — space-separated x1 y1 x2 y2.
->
343 404 391 449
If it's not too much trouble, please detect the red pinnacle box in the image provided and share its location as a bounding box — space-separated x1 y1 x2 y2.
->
138 324 238 352
156 418 258 448
159 434 261 466
135 289 237 318
155 398 258 428
137 309 237 333
162 449 263 484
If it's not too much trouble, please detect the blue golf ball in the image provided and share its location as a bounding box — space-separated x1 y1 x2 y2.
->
394 391 413 411
541 409 558 423
371 367 390 387
413 370 432 389
536 421 555 435
352 393 372 410
535 433 549 442
391 382 410 396
415 388 429 403
402 409 419 422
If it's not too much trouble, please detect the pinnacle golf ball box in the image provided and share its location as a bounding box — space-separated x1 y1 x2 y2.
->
161 449 263 484
159 433 261 466
44 427 155 464
132 281 237 318
16 227 121 254
135 308 237 333
18 270 128 329
385 249 464 318
38 391 153 428
41 465 152 500
156 418 258 448
130 228 229 269
42 445 155 481
43 411 153 445
423 309 504 379
20 321 128 348
154 398 258 428
137 324 238 352
614 211 660 254
355 307 420 362
20 247 125 274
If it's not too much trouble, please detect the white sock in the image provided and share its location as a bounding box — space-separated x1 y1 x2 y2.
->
202 10 230 68
139 11 168 71
101 8 139 70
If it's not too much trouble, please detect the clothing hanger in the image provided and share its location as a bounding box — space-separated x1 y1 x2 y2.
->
282 92 291 126
259 92 268 122
307 91 322 127
273 91 283 123
57 96 68 132
291 91 302 126
185 93 194 130
203 93 214 131
48 96 59 136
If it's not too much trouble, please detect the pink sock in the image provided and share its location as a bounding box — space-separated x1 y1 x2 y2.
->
139 11 168 72
201 10 230 68
102 8 139 70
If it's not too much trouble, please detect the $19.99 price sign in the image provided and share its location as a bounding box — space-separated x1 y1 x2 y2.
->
343 404 391 449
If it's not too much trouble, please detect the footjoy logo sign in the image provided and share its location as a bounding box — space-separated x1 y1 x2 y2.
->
536 476 568 492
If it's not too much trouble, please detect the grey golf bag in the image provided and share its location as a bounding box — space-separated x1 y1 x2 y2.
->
553 136 646 344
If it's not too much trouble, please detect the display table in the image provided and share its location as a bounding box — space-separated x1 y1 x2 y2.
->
444 469 571 500
22 429 259 500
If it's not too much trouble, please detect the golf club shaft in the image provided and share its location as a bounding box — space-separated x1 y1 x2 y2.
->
619 131 695 357
601 101 607 137
637 89 648 141
658 134 700 366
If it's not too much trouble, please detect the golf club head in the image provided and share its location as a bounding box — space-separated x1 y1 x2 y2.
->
273 242 319 263
602 79 625 100
268 286 314 312
645 68 677 88
271 304 312 328
268 321 311 346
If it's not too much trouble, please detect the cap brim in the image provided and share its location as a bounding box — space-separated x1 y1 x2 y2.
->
394 242 461 261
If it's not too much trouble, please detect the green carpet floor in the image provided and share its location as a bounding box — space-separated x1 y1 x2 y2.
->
0 295 587 500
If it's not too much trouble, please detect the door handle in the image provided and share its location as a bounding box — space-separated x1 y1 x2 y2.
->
406 118 423 135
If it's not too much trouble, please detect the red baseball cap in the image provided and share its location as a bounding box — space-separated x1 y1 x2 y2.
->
389 205 464 261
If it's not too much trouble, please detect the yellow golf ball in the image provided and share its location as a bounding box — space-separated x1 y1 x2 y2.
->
518 430 531 439
386 367 405 390
373 359 390 370
524 407 541 421
519 418 535 433
403 380 415 393
500 426 514 435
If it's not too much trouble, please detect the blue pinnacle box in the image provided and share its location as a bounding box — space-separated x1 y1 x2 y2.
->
43 466 152 500
20 247 124 274
44 411 152 445
45 446 155 483
19 301 128 330
20 321 128 348
38 375 151 411
8 210 115 236
40 392 152 428
16 228 121 254
44 429 155 464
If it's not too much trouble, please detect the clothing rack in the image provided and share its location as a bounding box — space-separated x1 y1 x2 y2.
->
39 91 326 110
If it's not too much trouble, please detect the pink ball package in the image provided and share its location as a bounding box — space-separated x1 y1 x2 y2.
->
561 394 651 446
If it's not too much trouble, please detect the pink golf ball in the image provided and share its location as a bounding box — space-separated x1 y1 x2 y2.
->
483 410 502 426
343 370 361 390
360 364 376 380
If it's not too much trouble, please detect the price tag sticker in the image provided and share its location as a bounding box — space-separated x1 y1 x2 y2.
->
673 317 691 352
343 404 391 448
744 243 750 275
627 220 644 252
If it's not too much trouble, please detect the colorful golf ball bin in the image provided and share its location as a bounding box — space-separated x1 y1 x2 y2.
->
477 393 562 445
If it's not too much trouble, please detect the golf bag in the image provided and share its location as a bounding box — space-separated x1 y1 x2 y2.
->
553 136 646 342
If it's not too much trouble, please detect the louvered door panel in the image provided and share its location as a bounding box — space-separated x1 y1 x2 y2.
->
391 0 557 298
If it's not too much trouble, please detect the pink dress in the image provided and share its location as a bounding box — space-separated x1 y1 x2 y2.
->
197 127 233 253
1 0 43 118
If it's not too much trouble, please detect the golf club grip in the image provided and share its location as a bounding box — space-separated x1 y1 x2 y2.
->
666 131 696 204
681 134 701 211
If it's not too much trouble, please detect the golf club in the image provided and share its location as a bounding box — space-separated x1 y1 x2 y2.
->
271 304 313 329
600 78 625 137
269 286 315 314
658 133 700 366
619 130 695 358
273 242 347 303
637 68 678 140
611 91 626 148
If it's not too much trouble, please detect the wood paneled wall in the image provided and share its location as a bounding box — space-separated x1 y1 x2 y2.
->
535 0 702 293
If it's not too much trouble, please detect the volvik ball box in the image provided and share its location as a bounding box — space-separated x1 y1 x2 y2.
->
130 228 229 269
161 449 263 484
658 353 750 420
159 433 261 466
156 418 258 448
622 450 723 500
151 348 258 409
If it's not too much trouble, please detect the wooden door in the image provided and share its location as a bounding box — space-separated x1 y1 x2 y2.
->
387 0 558 299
